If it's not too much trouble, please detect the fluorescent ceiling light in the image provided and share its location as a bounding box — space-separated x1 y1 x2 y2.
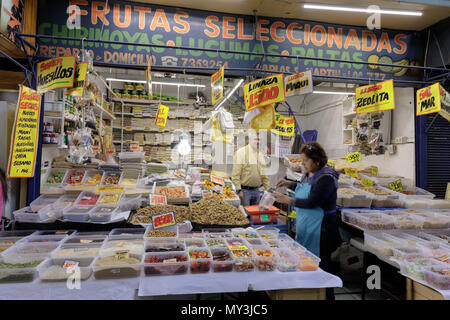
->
106 78 205 88
313 90 355 95
215 79 244 110
303 3 422 16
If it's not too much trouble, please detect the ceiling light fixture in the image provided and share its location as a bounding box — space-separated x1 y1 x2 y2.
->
303 3 422 16
313 90 355 95
106 78 206 88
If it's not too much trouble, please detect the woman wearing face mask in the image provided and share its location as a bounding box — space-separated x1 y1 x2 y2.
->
273 142 341 299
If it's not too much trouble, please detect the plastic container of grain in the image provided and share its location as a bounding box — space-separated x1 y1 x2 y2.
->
38 257 94 281
409 212 450 229
1 242 60 264
118 194 143 211
93 253 143 279
337 186 373 208
22 234 68 244
100 238 144 256
97 192 123 206
0 257 45 283
364 232 408 256
392 246 425 261
30 194 63 212
51 243 102 259
62 206 93 222
64 235 107 245
142 251 189 276
109 228 146 240
89 206 117 223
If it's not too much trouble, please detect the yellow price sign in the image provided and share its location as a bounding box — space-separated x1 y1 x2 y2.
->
344 168 359 178
155 104 169 127
243 74 286 112
125 126 133 131
346 152 362 163
288 210 296 219
211 66 225 105
361 178 374 187
355 79 395 114
388 179 403 192
36 56 76 93
65 62 88 97
416 83 442 116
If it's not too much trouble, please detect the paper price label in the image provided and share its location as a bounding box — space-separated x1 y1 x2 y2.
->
134 112 143 117
96 186 124 192
144 126 151 131
189 115 196 120
361 178 374 187
80 239 93 244
163 258 177 263
344 168 359 178
388 179 403 192
346 152 362 163
260 214 270 222
151 211 176 229
115 250 130 260
228 245 249 251
244 74 286 112
202 190 213 198
63 260 80 269
211 175 225 186
371 166 378 176
150 194 167 205
125 127 132 131
288 210 296 219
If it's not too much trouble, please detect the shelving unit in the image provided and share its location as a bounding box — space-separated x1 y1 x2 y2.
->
342 97 357 146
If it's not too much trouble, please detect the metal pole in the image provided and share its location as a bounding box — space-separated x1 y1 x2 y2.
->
17 33 449 74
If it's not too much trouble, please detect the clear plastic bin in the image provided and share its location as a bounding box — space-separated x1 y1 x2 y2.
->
89 206 117 223
145 241 185 253
211 247 235 272
100 239 144 256
1 242 60 264
38 257 94 281
252 246 278 271
283 154 303 171
392 246 424 261
51 243 102 259
13 205 57 223
23 235 67 244
298 251 321 271
97 192 123 206
63 206 93 222
343 211 395 230
410 212 450 229
391 214 425 230
119 172 140 188
64 235 107 245
284 241 307 256
143 252 189 276
232 229 260 239
278 233 295 244
358 185 403 208
202 229 232 239
0 257 44 283
101 171 122 186
109 228 145 239
119 194 143 211
364 232 408 256
30 194 62 212
233 257 255 272
118 151 145 161
33 230 76 236
93 253 142 279
275 248 299 272
184 238 206 248
427 200 450 209
75 191 100 206
188 247 212 273
245 238 266 247
401 257 445 281
264 239 286 249
396 186 435 200
205 238 228 248
63 169 86 187
152 182 190 204
42 168 68 188
226 238 250 248
337 186 373 208
82 170 104 187
424 265 450 290
257 228 281 240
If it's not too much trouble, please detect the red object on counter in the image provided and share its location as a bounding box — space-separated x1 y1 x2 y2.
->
66 172 85 184
244 205 279 215
249 213 278 224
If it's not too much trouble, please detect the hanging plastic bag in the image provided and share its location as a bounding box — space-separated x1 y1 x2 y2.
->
243 107 261 124
211 115 233 143
218 108 235 131
250 103 276 130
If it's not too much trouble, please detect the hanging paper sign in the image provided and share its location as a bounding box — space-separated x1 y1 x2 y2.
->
211 66 225 105
346 152 362 163
65 62 88 97
155 104 169 127
361 178 374 187
271 113 295 137
36 56 76 93
388 179 403 192
416 83 442 116
145 60 152 98
202 190 213 198
7 85 42 178
355 79 395 114
63 260 80 269
344 168 359 178
211 175 225 186
438 85 450 122
150 194 167 205
243 74 286 112
152 211 176 229
285 70 313 97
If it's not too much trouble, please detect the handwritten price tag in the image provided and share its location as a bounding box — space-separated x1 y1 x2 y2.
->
211 174 225 186
388 179 403 192
63 260 80 269
150 194 167 205
344 168 359 178
151 211 176 229
202 190 213 198
346 152 362 163
361 178 374 187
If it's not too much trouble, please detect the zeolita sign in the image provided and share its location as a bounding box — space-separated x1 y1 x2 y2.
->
37 0 423 82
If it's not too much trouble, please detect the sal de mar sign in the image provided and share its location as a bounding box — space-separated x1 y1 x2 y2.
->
37 0 423 82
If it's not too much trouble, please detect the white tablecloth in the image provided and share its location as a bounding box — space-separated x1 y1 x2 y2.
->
138 269 342 297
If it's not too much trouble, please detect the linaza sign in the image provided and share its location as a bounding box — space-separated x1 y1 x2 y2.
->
37 0 423 82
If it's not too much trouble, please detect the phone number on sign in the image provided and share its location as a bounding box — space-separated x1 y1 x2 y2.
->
181 58 229 69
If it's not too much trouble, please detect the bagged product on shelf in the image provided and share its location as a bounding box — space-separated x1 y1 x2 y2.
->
250 104 276 130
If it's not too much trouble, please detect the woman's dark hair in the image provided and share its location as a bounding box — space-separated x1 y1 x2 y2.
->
0 168 7 202
300 142 328 168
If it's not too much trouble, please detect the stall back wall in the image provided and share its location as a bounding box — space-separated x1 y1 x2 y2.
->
36 0 424 83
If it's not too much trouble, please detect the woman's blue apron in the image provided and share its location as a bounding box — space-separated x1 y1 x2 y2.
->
294 170 324 257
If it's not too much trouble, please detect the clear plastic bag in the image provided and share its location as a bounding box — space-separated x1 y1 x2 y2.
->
259 191 276 211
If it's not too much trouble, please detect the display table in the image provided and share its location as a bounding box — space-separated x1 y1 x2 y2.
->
0 270 341 300
406 278 448 300
138 268 342 298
